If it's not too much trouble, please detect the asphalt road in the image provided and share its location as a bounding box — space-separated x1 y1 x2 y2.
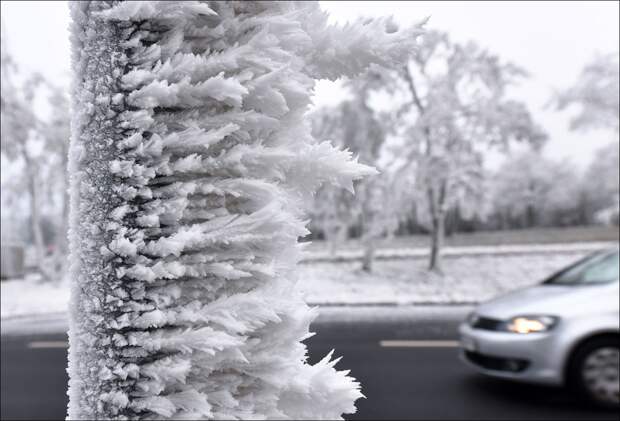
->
1 315 618 420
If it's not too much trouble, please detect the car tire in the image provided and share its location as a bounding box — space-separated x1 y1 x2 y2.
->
567 336 620 408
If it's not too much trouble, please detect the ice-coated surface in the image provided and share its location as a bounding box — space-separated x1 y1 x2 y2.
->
66 1 423 419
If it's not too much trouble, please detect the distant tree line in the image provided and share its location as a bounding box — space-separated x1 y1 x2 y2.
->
308 34 619 273
308 141 619 234
384 143 619 234
1 25 618 279
1 29 70 281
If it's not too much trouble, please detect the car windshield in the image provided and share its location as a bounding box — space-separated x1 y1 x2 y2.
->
544 249 620 286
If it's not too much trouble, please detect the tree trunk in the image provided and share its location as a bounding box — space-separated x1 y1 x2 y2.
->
427 180 447 274
49 142 70 283
526 204 536 227
51 176 69 282
578 191 589 225
359 199 375 272
362 240 375 272
26 163 49 280
428 212 445 273
328 229 339 255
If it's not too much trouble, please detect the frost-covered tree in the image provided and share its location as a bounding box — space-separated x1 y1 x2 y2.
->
310 71 398 272
0 28 70 281
583 142 620 225
387 31 547 272
43 87 72 277
67 2 423 419
552 54 619 226
308 107 357 249
1 33 44 270
554 53 620 135
490 151 583 228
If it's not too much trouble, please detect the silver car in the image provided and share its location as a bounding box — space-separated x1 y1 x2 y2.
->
459 247 620 407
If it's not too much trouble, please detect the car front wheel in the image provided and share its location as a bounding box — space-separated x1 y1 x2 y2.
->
568 336 620 408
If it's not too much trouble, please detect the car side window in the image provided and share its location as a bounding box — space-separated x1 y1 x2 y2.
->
581 252 619 284
545 250 619 285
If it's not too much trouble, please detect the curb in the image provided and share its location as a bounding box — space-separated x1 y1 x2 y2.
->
308 301 478 307
0 303 477 336
300 241 617 263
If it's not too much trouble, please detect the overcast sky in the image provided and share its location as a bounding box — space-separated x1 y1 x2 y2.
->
1 1 618 169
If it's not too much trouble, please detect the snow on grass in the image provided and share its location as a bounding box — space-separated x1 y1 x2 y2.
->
304 226 619 253
298 251 590 305
0 249 598 320
303 242 616 262
0 275 69 319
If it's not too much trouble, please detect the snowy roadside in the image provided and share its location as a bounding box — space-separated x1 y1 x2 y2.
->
302 241 616 263
0 305 475 336
0 276 69 320
1 243 614 333
1 313 69 336
299 249 595 306
0 304 476 336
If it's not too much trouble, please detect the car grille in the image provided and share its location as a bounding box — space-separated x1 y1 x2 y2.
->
471 316 504 331
464 351 530 373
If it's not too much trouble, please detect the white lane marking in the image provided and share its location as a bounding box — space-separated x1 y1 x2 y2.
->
27 341 69 349
379 340 460 348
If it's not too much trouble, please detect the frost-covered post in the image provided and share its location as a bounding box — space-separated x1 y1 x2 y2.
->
67 2 423 419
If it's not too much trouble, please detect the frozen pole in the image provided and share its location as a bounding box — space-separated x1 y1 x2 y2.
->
67 2 423 419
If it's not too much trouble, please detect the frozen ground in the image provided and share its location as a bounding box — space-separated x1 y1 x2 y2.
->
302 241 612 262
0 305 476 335
0 276 69 320
304 226 619 253
298 250 591 305
0 243 613 321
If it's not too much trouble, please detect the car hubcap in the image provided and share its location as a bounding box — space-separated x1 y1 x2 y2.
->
582 347 620 404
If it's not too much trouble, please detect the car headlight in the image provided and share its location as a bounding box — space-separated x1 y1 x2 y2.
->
505 315 558 334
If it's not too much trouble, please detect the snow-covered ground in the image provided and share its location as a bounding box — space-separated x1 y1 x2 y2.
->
302 241 613 262
299 250 590 305
0 276 69 319
0 244 609 320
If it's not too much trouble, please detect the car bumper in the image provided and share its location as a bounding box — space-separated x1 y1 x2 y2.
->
459 323 564 386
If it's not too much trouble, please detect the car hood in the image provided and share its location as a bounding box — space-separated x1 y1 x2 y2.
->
476 283 619 320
